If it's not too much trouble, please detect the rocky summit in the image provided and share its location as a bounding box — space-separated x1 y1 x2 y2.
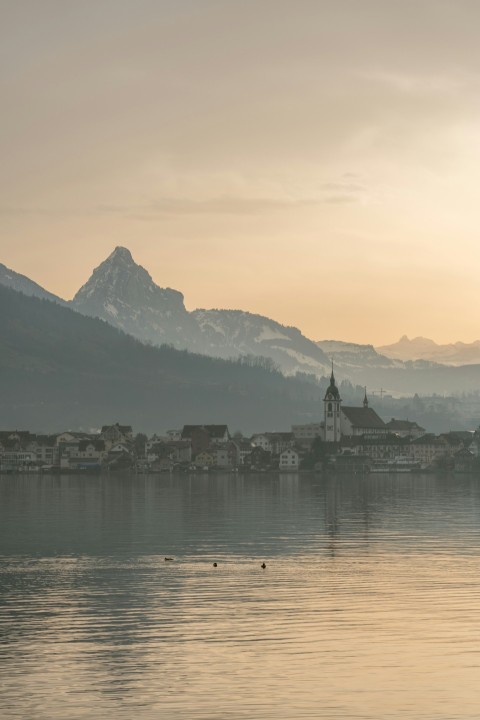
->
71 247 198 348
70 246 332 375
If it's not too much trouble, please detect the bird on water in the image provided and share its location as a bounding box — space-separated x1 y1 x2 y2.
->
164 557 174 561
261 562 266 569
213 562 218 567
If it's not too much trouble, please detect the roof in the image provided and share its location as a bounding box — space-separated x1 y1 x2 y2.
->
181 425 229 438
410 434 441 445
324 370 341 401
341 406 386 430
233 440 254 450
385 419 425 431
101 424 133 434
78 439 105 451
341 433 407 447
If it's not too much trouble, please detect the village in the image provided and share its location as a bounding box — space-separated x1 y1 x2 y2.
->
1 371 480 475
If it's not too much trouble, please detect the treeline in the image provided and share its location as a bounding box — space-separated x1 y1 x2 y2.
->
0 286 323 433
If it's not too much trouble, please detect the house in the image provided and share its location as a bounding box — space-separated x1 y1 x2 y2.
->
194 451 215 467
165 440 192 464
454 448 476 473
213 446 232 468
251 434 271 451
232 439 254 465
181 425 230 455
268 432 295 454
279 449 299 471
26 435 58 466
340 434 409 460
408 434 447 468
291 423 324 447
385 419 426 439
63 440 106 470
100 424 133 447
252 432 295 454
0 450 36 471
166 429 182 441
244 446 272 470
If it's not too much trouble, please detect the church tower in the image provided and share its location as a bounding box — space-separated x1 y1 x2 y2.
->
324 364 342 442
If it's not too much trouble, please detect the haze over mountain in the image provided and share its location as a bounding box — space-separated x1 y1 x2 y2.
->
71 247 332 376
0 262 64 305
0 285 323 433
378 336 480 366
3 247 480 398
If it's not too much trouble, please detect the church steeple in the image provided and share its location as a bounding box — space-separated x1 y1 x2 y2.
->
363 387 369 408
324 361 342 442
324 361 340 401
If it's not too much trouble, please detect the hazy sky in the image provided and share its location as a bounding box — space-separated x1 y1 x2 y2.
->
1 0 480 344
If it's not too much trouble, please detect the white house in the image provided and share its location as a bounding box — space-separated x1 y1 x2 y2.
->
279 449 299 471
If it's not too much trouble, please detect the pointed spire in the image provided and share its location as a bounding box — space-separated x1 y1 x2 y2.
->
324 360 340 401
363 386 369 408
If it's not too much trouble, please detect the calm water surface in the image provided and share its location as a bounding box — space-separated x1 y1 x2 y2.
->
1 472 480 719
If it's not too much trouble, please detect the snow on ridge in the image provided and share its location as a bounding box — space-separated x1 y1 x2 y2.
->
104 302 118 318
281 347 329 371
256 325 289 343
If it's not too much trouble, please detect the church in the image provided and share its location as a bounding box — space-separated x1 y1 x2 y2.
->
323 367 387 442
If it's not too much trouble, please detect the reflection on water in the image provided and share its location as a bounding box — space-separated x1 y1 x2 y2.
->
1 473 480 719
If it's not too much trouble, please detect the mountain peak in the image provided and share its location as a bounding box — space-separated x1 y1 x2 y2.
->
71 245 189 345
107 246 134 264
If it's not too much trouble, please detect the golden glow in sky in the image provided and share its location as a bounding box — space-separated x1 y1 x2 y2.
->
1 0 480 344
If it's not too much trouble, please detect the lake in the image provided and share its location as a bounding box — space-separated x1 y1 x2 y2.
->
1 472 480 719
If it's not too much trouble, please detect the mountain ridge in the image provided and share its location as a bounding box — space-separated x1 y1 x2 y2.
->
68 246 332 375
2 248 480 388
378 335 480 365
0 284 323 433
0 262 65 305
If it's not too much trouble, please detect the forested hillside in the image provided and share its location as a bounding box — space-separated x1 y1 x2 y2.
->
0 286 323 433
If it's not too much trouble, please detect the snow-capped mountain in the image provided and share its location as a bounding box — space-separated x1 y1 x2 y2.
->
5 247 476 389
193 309 331 375
377 335 480 366
0 262 64 304
71 247 199 348
69 246 332 375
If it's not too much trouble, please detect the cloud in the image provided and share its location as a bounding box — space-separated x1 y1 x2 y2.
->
0 180 367 220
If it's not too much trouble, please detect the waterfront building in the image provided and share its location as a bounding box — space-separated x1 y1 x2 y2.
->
323 372 386 441
279 448 300 470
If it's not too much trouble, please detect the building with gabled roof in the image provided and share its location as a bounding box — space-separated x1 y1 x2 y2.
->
323 372 387 441
100 424 133 445
385 418 425 438
340 405 387 437
181 425 230 455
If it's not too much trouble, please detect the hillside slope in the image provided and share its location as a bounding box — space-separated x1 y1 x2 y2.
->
0 286 323 433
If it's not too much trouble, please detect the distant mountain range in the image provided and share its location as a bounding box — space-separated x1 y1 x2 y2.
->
2 248 480 399
377 335 480 366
